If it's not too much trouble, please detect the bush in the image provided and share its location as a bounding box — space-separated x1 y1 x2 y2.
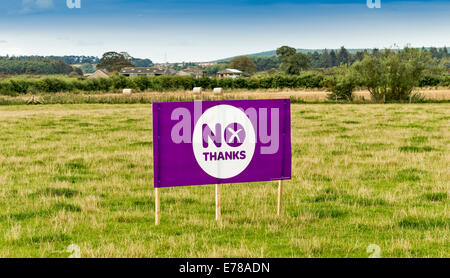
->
353 47 435 102
325 67 359 101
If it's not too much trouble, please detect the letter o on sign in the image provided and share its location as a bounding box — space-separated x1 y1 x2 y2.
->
192 105 256 179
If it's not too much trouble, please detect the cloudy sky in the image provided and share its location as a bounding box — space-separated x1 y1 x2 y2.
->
0 0 449 62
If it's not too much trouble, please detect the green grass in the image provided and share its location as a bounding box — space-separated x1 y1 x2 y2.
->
0 104 448 258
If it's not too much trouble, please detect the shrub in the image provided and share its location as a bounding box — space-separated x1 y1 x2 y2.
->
325 67 359 101
353 47 435 102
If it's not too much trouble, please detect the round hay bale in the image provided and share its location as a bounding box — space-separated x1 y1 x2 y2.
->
193 87 202 95
213 87 224 95
123 89 133 95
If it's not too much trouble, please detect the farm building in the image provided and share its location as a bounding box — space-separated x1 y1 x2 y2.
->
176 68 206 78
87 70 111 79
217 68 243 79
120 67 165 77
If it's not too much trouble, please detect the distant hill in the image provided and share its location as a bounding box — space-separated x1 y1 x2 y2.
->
215 47 450 62
215 48 365 62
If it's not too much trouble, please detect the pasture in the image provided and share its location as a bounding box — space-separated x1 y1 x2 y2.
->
0 103 448 257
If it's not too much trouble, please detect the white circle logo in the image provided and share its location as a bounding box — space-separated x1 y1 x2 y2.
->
193 105 256 179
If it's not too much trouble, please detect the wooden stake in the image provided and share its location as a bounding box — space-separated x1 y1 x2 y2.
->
277 180 283 216
155 188 160 225
216 184 221 222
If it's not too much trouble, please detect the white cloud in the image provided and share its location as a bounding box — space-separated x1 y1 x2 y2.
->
0 40 7 43
21 0 54 14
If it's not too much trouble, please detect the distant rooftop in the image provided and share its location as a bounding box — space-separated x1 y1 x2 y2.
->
120 67 164 74
218 68 243 74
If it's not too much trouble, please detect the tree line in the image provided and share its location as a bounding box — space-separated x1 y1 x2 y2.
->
209 46 450 74
0 53 154 75
0 57 82 75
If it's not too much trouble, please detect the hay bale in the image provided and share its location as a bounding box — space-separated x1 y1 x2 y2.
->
193 87 202 95
213 87 224 95
123 89 133 95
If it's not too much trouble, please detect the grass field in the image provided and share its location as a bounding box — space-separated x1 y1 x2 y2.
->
0 103 448 258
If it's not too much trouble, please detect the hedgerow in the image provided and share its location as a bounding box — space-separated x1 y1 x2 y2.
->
0 71 448 96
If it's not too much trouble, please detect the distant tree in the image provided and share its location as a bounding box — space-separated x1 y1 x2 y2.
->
330 50 337 67
429 47 438 59
252 57 281 71
442 46 448 58
132 58 154 67
0 57 74 75
80 63 95 74
320 49 332 68
276 45 309 74
97 51 134 72
229 56 257 73
72 67 83 76
281 53 310 75
309 52 321 68
120 51 134 61
353 47 433 102
324 66 359 101
276 46 296 59
205 63 229 75
354 50 367 62
372 48 380 57
337 46 350 65
440 57 450 70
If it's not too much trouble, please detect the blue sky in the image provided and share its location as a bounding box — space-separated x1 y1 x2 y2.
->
0 0 449 62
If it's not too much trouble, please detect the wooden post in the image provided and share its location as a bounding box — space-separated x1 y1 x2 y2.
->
155 188 160 225
216 184 221 222
277 180 283 216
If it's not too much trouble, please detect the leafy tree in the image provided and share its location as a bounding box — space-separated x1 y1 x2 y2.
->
320 49 332 68
324 66 359 101
280 53 310 75
330 50 337 67
276 46 309 75
352 47 434 102
337 46 350 65
354 50 366 62
229 56 257 73
429 47 438 59
309 52 322 68
205 63 229 75
0 57 75 74
372 48 380 57
120 52 133 61
276 46 296 59
132 58 154 67
80 63 95 74
440 57 450 70
97 51 134 72
252 57 281 71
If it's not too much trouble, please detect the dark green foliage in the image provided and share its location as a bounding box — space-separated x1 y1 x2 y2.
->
0 73 330 95
0 57 76 75
352 47 436 102
229 56 257 73
0 71 447 98
97 51 134 72
276 46 310 75
324 66 360 101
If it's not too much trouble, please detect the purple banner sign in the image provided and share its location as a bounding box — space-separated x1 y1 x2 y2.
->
153 99 291 188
